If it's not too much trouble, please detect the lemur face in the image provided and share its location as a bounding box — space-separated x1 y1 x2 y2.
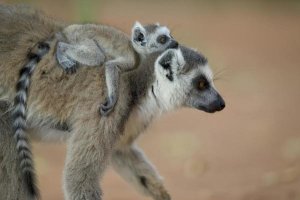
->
154 47 225 113
131 22 178 55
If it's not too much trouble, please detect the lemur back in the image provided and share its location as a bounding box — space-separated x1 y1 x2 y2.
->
0 4 64 100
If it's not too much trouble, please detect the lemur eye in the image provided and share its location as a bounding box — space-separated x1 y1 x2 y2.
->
198 79 208 90
157 35 168 44
137 33 144 42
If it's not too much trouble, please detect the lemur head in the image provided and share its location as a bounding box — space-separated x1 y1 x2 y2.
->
153 46 225 113
131 21 178 55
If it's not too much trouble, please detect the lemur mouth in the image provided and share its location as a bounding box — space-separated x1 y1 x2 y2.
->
197 105 223 113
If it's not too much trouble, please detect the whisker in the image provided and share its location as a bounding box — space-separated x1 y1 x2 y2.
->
213 66 231 82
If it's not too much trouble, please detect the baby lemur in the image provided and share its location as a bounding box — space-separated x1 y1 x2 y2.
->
57 22 178 116
0 4 225 200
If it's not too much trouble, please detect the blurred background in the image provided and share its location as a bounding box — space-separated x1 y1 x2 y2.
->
1 0 300 199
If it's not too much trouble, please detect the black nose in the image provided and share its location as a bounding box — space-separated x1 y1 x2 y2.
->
168 40 179 49
209 95 225 112
219 99 225 110
215 95 225 111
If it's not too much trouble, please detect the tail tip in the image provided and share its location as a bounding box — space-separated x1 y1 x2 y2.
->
23 171 40 199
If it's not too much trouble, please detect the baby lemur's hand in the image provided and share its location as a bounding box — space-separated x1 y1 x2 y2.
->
99 95 117 116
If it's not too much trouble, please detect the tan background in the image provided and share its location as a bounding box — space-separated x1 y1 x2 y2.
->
2 0 300 199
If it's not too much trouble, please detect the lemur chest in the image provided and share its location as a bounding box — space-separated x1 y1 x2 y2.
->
116 93 162 148
118 111 148 147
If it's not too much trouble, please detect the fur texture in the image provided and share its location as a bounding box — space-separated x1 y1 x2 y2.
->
0 101 33 200
0 5 225 200
12 41 50 198
57 21 177 116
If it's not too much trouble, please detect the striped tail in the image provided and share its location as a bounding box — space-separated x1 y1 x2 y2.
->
12 42 50 199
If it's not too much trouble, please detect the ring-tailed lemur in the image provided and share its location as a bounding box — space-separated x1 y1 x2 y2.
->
0 4 225 200
1 5 177 198
56 21 178 116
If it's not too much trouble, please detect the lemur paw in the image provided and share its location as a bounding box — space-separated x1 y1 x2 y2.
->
155 189 171 200
99 96 117 116
56 42 78 74
65 65 78 74
139 176 171 200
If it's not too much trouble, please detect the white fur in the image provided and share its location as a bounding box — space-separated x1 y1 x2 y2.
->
146 26 171 54
201 64 213 82
132 21 146 33
119 89 162 146
131 21 147 55
153 49 188 110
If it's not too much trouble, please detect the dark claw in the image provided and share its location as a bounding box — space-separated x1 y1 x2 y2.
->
65 65 78 74
99 96 117 116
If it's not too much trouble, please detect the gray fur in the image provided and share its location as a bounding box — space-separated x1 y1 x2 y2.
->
56 22 177 116
131 21 178 55
112 145 171 200
56 39 106 73
144 24 159 34
0 5 225 199
0 101 33 200
0 45 225 200
55 23 137 116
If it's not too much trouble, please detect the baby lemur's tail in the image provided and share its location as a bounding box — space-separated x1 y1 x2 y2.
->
12 42 50 199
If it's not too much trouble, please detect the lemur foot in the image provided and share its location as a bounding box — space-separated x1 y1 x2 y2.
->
139 176 171 200
155 189 171 200
56 42 78 74
99 96 117 116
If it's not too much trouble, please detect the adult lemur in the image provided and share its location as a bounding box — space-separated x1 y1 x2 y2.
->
0 4 225 200
1 4 177 198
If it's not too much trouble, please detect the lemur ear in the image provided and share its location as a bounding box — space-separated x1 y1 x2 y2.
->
156 49 186 81
132 21 146 36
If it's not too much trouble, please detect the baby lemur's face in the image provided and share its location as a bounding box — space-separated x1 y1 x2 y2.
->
131 21 178 55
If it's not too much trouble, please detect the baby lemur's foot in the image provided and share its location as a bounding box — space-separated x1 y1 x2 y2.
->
65 65 78 74
56 42 78 74
99 96 117 116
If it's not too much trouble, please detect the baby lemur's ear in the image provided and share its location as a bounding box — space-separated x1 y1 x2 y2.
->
156 49 186 81
132 21 146 39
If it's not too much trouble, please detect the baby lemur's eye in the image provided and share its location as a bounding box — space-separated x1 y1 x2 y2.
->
157 35 168 44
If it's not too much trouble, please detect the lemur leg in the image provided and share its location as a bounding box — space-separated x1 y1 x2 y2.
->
56 39 105 74
111 145 171 200
63 116 118 200
100 58 135 116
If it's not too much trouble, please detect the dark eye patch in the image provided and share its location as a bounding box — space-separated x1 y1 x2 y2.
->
193 75 209 91
157 35 169 44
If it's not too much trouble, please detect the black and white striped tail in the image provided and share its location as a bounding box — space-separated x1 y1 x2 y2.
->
12 42 50 199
